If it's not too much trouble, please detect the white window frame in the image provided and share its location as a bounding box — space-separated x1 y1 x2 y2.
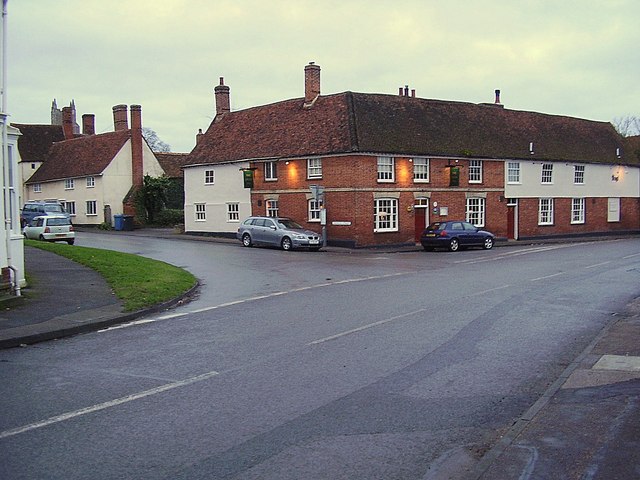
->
195 203 206 221
266 199 279 217
538 198 554 225
507 162 520 184
574 165 585 185
468 160 482 183
264 161 278 181
226 202 239 222
541 163 553 184
86 200 97 216
204 169 215 185
307 158 322 179
571 198 585 224
33 183 42 193
413 157 429 182
308 199 322 222
374 198 398 232
65 178 75 190
466 197 486 227
64 201 76 216
377 156 395 183
86 176 95 188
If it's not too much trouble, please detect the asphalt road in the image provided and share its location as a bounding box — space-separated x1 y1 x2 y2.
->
1 234 639 479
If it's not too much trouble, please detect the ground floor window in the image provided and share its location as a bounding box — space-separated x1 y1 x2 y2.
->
266 199 279 217
571 198 585 224
64 201 76 216
374 198 398 232
227 203 239 222
538 198 554 225
195 203 206 221
308 199 321 222
466 197 485 227
86 200 97 216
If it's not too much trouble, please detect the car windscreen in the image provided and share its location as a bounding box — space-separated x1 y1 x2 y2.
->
47 218 71 226
277 219 303 229
425 222 443 231
44 205 64 213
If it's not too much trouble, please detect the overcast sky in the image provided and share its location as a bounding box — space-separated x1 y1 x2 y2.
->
7 0 640 152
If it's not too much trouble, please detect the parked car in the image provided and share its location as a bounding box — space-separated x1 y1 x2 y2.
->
420 221 495 252
20 200 70 227
23 215 75 245
237 216 322 251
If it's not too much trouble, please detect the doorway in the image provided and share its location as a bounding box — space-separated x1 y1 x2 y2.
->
506 198 517 239
414 199 429 243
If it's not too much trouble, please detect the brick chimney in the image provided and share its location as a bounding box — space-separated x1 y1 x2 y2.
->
196 128 204 145
130 105 144 187
113 104 128 131
62 106 74 139
214 77 230 116
304 62 321 106
82 114 95 135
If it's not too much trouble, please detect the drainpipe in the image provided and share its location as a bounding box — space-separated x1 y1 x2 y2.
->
1 0 20 296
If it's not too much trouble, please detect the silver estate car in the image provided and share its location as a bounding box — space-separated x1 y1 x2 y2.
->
237 216 322 251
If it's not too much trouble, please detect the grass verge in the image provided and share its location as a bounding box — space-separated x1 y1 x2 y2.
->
25 240 197 312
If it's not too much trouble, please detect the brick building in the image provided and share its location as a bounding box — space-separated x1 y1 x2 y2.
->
185 64 639 247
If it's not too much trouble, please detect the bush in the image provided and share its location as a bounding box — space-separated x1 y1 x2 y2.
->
155 209 184 227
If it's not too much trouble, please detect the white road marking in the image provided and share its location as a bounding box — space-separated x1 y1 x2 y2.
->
584 261 612 269
99 272 410 332
0 370 220 440
622 252 640 260
530 272 564 282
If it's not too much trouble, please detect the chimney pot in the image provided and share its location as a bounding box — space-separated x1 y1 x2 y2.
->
411 89 416 97
304 62 321 105
214 77 231 115
113 104 128 131
495 89 501 104
399 87 403 96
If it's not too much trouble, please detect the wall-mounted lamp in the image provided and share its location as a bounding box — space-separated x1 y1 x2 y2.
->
285 161 290 165
408 158 413 163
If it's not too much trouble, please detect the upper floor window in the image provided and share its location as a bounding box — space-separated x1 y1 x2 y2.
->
307 158 322 179
266 199 279 217
33 183 42 193
468 160 482 183
413 158 429 182
204 169 215 185
541 163 553 184
86 176 95 188
377 156 395 182
507 162 520 183
574 165 585 184
264 161 278 181
65 179 75 190
374 198 398 232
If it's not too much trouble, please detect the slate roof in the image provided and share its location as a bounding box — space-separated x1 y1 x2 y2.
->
154 152 190 178
11 124 65 163
25 130 130 184
187 92 633 167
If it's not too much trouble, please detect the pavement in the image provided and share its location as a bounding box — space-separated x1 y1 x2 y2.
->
1 229 639 479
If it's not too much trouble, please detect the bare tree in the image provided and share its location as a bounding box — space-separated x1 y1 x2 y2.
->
142 127 171 152
612 115 640 137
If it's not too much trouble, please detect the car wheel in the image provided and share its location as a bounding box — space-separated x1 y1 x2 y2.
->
67 239 75 245
281 237 292 251
448 238 460 252
483 237 494 250
242 233 252 247
39 235 45 242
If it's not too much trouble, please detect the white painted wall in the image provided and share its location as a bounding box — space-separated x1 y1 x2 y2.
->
2 125 25 287
505 160 640 198
184 162 251 233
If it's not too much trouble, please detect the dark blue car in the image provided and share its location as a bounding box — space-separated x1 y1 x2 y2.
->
421 221 495 252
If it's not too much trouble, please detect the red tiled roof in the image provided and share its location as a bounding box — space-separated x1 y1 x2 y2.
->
11 124 65 163
154 152 190 178
187 92 632 166
25 130 130 184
